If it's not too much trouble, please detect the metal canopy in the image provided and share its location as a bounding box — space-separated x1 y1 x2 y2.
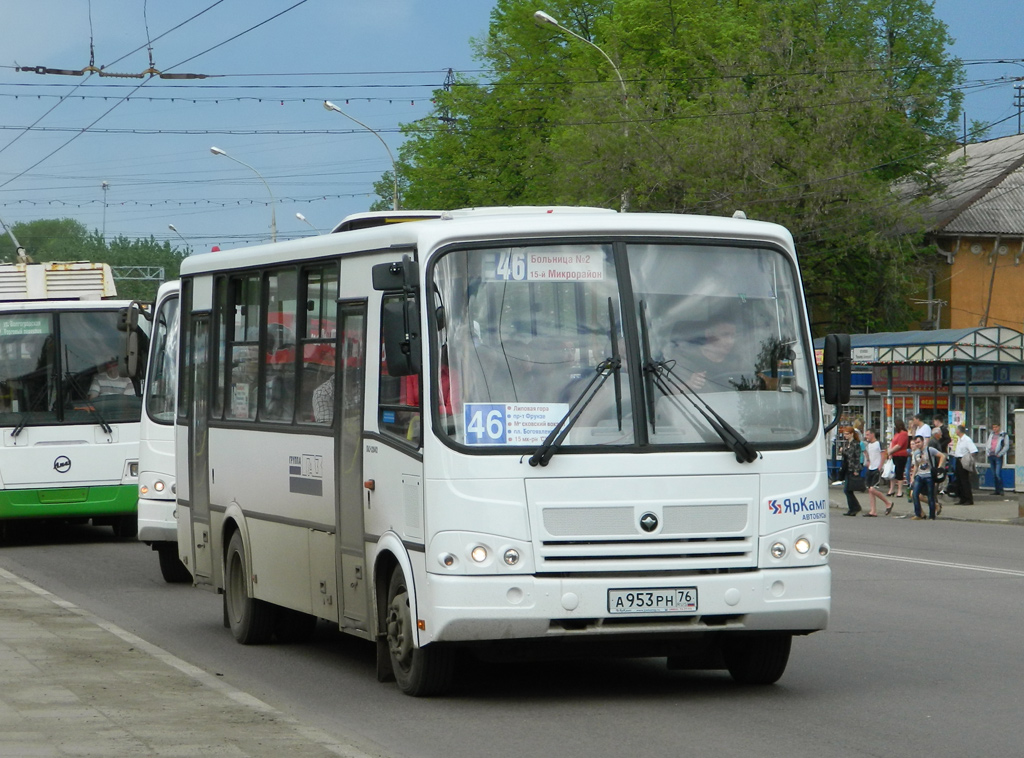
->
815 327 1024 365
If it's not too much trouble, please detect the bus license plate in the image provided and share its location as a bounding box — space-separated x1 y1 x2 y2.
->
607 587 697 614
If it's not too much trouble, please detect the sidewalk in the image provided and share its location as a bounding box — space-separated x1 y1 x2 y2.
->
830 485 1024 524
0 566 376 758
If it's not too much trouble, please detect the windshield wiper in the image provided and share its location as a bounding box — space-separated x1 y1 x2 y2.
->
638 301 758 464
528 357 621 467
646 360 758 463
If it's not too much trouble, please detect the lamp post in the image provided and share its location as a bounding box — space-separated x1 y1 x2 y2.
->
209 146 277 242
533 9 630 212
101 181 109 241
295 212 321 235
323 100 399 210
168 224 189 249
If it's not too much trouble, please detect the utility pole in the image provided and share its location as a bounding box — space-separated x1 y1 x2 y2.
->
1015 85 1024 135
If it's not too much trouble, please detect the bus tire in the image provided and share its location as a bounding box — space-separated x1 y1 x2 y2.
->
225 531 274 644
156 543 192 584
723 632 792 685
385 568 455 697
111 515 138 540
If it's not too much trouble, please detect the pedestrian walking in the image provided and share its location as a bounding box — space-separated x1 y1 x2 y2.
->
863 429 892 516
952 425 978 505
840 426 865 516
909 435 946 520
985 422 1010 496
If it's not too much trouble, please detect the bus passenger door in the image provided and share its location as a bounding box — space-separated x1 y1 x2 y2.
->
336 302 369 631
188 314 214 583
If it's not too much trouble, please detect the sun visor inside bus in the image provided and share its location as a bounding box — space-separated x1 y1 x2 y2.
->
371 255 418 292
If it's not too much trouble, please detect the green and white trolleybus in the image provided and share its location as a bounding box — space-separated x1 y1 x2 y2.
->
1 261 148 539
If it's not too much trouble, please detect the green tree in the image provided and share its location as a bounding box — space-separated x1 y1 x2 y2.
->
387 0 964 334
0 218 185 302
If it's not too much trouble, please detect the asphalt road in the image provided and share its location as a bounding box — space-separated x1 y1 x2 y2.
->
1 515 1021 758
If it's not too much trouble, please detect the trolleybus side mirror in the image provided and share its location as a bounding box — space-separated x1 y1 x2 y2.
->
118 301 152 380
822 333 851 406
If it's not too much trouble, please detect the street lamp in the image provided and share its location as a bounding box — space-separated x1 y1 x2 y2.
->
295 212 321 235
168 224 189 249
533 9 631 212
209 146 277 242
323 100 399 210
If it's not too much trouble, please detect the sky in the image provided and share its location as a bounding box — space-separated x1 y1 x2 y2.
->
1 1 1022 255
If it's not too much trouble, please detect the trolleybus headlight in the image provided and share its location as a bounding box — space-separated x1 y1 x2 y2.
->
794 537 811 555
503 548 520 566
471 546 488 563
770 542 787 559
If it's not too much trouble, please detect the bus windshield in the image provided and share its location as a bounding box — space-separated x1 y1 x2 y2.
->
431 240 815 450
0 309 142 428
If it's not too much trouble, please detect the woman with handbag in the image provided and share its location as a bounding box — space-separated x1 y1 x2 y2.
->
886 418 910 498
841 426 866 516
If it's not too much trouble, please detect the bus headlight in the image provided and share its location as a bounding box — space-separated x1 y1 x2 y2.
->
503 548 520 566
471 546 488 563
154 480 166 492
770 542 787 559
794 537 811 555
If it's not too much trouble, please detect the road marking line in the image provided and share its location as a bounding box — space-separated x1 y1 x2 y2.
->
832 549 1024 577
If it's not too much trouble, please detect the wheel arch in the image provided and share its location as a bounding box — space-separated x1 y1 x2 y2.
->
372 532 419 645
220 503 249 594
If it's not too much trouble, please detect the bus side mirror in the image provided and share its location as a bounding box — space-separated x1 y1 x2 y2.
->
372 255 418 292
382 299 420 376
822 333 851 406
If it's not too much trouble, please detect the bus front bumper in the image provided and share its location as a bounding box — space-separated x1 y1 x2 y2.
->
418 565 830 645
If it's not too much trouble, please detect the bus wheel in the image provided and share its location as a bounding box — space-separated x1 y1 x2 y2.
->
225 531 274 644
111 516 138 540
723 632 792 685
156 543 192 584
385 569 455 697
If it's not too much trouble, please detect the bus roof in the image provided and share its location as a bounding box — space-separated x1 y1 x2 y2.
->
182 208 795 278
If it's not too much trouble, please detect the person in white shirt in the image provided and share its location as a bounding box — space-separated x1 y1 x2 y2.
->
88 360 134 399
952 425 978 505
863 428 892 516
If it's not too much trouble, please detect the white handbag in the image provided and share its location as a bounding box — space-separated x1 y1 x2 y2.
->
880 458 896 480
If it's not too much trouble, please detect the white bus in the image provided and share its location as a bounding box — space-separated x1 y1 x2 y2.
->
1 263 148 539
137 280 191 581
175 207 849 695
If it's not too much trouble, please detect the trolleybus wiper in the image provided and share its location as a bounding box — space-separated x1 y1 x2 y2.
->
528 356 621 468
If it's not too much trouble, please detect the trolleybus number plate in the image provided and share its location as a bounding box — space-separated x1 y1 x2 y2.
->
608 587 697 614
